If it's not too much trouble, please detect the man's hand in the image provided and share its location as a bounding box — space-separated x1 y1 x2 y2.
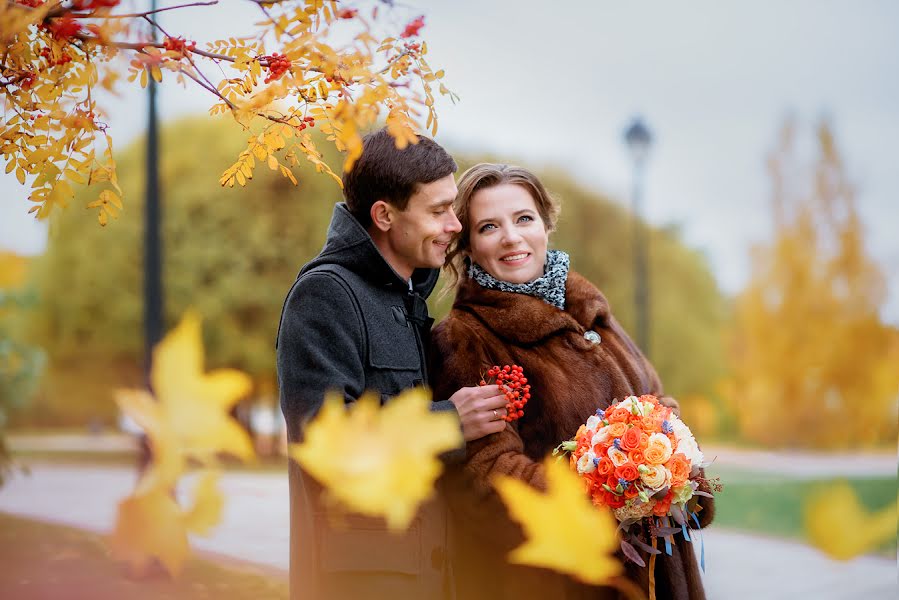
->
448 385 509 442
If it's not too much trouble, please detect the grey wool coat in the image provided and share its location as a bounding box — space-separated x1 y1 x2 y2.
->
277 203 458 600
430 271 714 600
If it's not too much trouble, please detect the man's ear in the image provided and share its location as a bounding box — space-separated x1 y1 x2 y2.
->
370 200 393 232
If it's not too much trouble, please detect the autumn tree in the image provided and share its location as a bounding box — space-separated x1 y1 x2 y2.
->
1 0 452 223
726 117 899 448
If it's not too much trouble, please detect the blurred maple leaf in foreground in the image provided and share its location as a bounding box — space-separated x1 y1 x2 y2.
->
109 311 253 577
289 389 462 531
493 458 622 586
804 481 898 561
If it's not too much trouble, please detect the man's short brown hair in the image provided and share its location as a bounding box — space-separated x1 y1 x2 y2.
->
343 128 457 228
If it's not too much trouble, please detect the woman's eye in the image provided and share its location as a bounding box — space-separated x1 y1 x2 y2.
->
518 215 534 223
479 223 496 233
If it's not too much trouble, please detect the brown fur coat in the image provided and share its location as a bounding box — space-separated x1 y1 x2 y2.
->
431 271 713 600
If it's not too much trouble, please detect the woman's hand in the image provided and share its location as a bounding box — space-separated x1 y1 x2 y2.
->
448 385 509 442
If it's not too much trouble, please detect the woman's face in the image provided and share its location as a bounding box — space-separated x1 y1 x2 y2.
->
467 183 549 284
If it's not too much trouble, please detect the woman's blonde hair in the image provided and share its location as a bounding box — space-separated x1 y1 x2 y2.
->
444 163 561 289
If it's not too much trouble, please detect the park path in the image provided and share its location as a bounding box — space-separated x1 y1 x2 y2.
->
0 461 895 599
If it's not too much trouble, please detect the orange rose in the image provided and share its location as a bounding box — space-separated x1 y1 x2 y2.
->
666 453 691 486
639 416 659 431
624 484 640 499
652 495 672 516
639 394 659 405
639 432 650 449
628 448 646 465
621 426 643 451
607 422 628 438
645 433 673 465
615 461 639 482
607 408 630 424
596 456 614 476
667 432 679 453
605 491 626 509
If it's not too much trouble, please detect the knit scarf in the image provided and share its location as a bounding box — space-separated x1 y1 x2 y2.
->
468 250 569 310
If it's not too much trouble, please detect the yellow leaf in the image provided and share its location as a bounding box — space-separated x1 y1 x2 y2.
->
151 311 254 462
183 471 224 536
140 68 148 88
804 481 899 560
65 169 87 185
115 389 185 494
289 388 462 530
493 458 621 585
109 489 190 577
267 154 279 170
15 167 25 185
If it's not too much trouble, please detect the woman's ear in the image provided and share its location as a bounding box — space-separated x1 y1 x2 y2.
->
370 200 393 232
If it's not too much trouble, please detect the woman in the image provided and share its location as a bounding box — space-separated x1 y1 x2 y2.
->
430 164 713 600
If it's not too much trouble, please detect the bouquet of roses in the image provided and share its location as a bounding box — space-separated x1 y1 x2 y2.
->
555 394 715 568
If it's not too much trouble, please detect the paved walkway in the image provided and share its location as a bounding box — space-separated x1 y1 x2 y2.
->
0 462 895 599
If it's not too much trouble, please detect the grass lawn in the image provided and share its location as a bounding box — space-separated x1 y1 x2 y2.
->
706 465 897 554
0 513 288 600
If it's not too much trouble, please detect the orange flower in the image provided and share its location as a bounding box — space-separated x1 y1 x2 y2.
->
653 494 673 517
607 422 627 438
639 432 650 449
607 408 630 424
645 433 673 465
639 416 659 432
620 426 643 452
615 461 639 482
605 491 626 509
666 453 691 486
624 484 640 499
628 448 646 465
596 457 614 477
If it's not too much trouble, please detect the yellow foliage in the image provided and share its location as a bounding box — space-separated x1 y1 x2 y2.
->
0 251 29 289
110 311 254 576
493 458 622 586
804 481 898 560
726 119 899 448
2 1 455 221
289 388 462 531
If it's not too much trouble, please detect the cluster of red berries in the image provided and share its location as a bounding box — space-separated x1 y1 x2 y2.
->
40 47 72 66
47 16 82 40
479 365 531 422
297 115 315 130
163 36 197 55
336 8 358 19
400 15 425 39
263 53 291 83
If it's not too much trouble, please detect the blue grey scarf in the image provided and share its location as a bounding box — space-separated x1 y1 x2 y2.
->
468 250 570 310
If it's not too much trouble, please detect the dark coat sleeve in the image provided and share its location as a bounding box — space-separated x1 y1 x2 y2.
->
277 271 365 440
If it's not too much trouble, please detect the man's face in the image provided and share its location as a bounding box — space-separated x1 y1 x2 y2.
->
379 174 462 279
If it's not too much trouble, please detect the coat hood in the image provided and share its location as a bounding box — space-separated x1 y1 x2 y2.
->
299 203 439 298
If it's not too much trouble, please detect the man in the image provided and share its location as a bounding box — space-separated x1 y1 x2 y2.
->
277 128 508 600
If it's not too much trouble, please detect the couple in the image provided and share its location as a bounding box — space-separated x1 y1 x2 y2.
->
277 128 713 600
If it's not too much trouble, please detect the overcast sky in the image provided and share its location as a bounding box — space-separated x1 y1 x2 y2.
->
2 0 897 322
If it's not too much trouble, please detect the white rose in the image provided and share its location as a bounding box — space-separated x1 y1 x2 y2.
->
577 450 597 474
670 417 705 467
607 446 629 467
586 415 602 431
640 465 671 490
592 426 611 447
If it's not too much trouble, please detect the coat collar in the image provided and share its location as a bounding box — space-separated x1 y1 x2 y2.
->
452 270 611 344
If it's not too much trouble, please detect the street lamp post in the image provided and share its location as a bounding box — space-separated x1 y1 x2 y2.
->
141 0 162 471
144 0 162 385
623 117 653 357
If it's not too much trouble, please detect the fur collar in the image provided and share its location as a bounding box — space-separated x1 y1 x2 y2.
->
452 270 611 344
